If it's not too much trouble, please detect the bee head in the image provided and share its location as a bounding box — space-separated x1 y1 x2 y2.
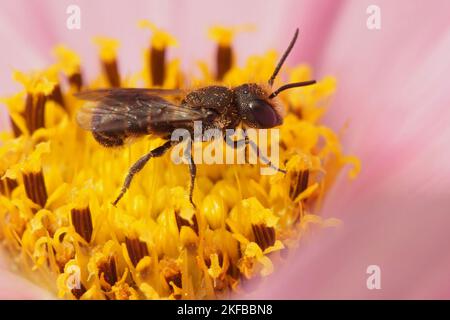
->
233 83 283 129
234 28 317 128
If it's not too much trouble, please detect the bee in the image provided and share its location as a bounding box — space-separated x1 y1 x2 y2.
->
75 28 316 207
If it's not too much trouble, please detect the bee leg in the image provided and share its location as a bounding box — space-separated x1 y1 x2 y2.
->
224 133 247 162
224 134 286 174
112 140 175 206
187 149 197 209
246 138 286 174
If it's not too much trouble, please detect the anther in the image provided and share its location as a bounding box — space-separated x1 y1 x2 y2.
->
216 44 232 81
68 72 83 91
70 206 93 243
23 170 48 208
103 59 121 87
24 93 47 134
251 223 276 251
125 237 149 267
174 209 199 235
150 47 166 86
98 257 118 287
289 169 309 201
0 176 18 197
49 84 66 109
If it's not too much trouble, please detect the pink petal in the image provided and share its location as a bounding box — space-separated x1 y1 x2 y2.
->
249 0 450 299
0 253 52 299
279 0 346 68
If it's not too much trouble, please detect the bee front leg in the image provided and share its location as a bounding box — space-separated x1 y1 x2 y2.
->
186 146 197 208
246 138 286 174
223 132 249 163
112 140 175 206
224 134 286 174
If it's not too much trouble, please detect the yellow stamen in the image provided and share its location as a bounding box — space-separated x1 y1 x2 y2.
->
70 207 93 243
138 20 179 87
208 25 253 81
53 45 83 90
93 37 121 87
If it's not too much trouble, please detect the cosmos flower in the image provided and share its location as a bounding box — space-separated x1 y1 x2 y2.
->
1 0 450 299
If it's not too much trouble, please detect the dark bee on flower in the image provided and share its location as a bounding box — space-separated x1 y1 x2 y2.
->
75 28 316 207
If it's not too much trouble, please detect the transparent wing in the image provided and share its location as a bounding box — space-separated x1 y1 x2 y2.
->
74 88 184 101
75 90 205 133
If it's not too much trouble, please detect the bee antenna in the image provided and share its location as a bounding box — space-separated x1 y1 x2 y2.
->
268 80 316 99
268 28 299 87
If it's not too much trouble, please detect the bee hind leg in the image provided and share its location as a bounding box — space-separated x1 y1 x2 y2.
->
112 140 176 206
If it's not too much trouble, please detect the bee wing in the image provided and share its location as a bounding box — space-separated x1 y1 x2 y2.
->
76 91 205 133
74 88 184 101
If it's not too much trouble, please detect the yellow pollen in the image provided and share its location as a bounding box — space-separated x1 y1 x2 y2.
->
138 20 178 50
208 25 254 46
92 37 120 62
13 70 56 96
52 45 81 77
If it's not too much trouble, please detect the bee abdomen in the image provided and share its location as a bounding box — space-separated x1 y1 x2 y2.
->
92 130 125 147
91 113 127 147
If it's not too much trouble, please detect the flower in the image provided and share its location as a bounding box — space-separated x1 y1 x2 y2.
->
0 10 358 299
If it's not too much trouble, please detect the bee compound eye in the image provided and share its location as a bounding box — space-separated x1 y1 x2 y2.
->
249 99 281 128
